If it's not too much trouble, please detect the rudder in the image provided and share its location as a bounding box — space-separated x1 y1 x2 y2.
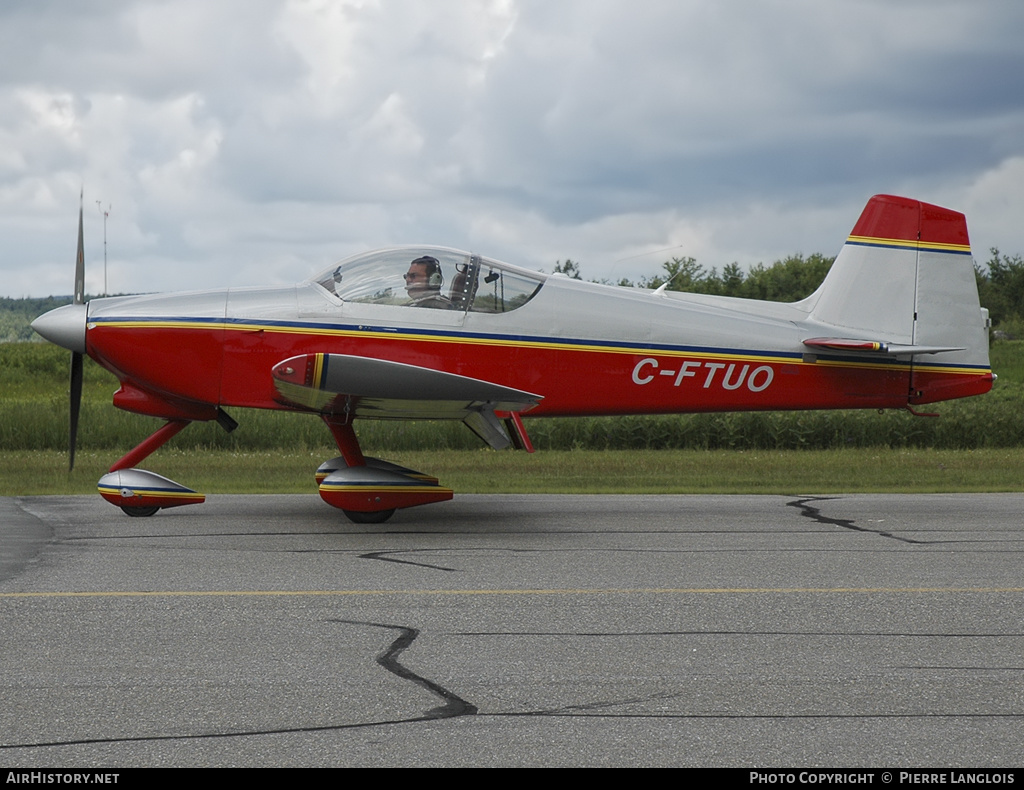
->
807 194 992 404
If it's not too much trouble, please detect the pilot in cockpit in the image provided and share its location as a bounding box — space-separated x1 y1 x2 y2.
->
404 256 455 309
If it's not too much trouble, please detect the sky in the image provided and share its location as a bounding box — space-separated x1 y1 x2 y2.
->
3 0 1024 298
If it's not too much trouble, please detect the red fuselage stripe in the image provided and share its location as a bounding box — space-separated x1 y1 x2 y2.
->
87 322 992 417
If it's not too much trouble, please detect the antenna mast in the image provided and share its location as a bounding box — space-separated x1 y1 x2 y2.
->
96 201 111 296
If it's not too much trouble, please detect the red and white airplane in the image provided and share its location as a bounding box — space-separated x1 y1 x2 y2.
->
32 194 993 522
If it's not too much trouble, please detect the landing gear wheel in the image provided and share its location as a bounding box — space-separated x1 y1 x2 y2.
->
121 505 159 517
343 509 396 524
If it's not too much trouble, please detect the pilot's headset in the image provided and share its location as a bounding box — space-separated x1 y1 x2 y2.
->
411 256 444 288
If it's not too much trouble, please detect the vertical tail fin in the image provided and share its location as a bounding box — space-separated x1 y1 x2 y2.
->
807 195 992 403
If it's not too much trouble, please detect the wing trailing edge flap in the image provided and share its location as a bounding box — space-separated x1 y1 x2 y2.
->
802 338 965 356
271 353 542 450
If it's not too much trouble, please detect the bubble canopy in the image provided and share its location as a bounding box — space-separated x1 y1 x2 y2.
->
312 247 545 313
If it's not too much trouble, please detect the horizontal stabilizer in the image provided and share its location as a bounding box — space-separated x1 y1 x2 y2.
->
802 338 966 356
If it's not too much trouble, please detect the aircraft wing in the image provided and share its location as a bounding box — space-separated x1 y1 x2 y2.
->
271 353 542 449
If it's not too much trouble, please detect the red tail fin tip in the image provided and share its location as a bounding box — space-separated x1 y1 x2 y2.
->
849 194 970 249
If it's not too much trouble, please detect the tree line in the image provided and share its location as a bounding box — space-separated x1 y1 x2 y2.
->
4 248 1024 341
0 296 75 342
555 248 1024 331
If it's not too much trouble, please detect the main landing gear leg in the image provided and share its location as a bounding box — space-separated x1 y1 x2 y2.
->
318 416 452 524
322 416 366 468
97 419 205 517
110 419 191 472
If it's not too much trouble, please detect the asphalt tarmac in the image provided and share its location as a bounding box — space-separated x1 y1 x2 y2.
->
1 493 1022 767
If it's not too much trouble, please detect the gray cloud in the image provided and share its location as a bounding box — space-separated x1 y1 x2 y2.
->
3 0 1024 296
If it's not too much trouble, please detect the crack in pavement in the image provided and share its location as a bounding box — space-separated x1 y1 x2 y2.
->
0 617 475 751
788 496 932 544
330 618 477 719
357 551 460 572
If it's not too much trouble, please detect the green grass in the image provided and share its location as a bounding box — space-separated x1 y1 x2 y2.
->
4 341 1024 452
3 448 1023 496
3 340 1024 495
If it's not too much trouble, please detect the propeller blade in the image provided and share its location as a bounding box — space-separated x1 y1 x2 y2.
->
69 351 83 471
74 190 85 306
70 190 85 470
